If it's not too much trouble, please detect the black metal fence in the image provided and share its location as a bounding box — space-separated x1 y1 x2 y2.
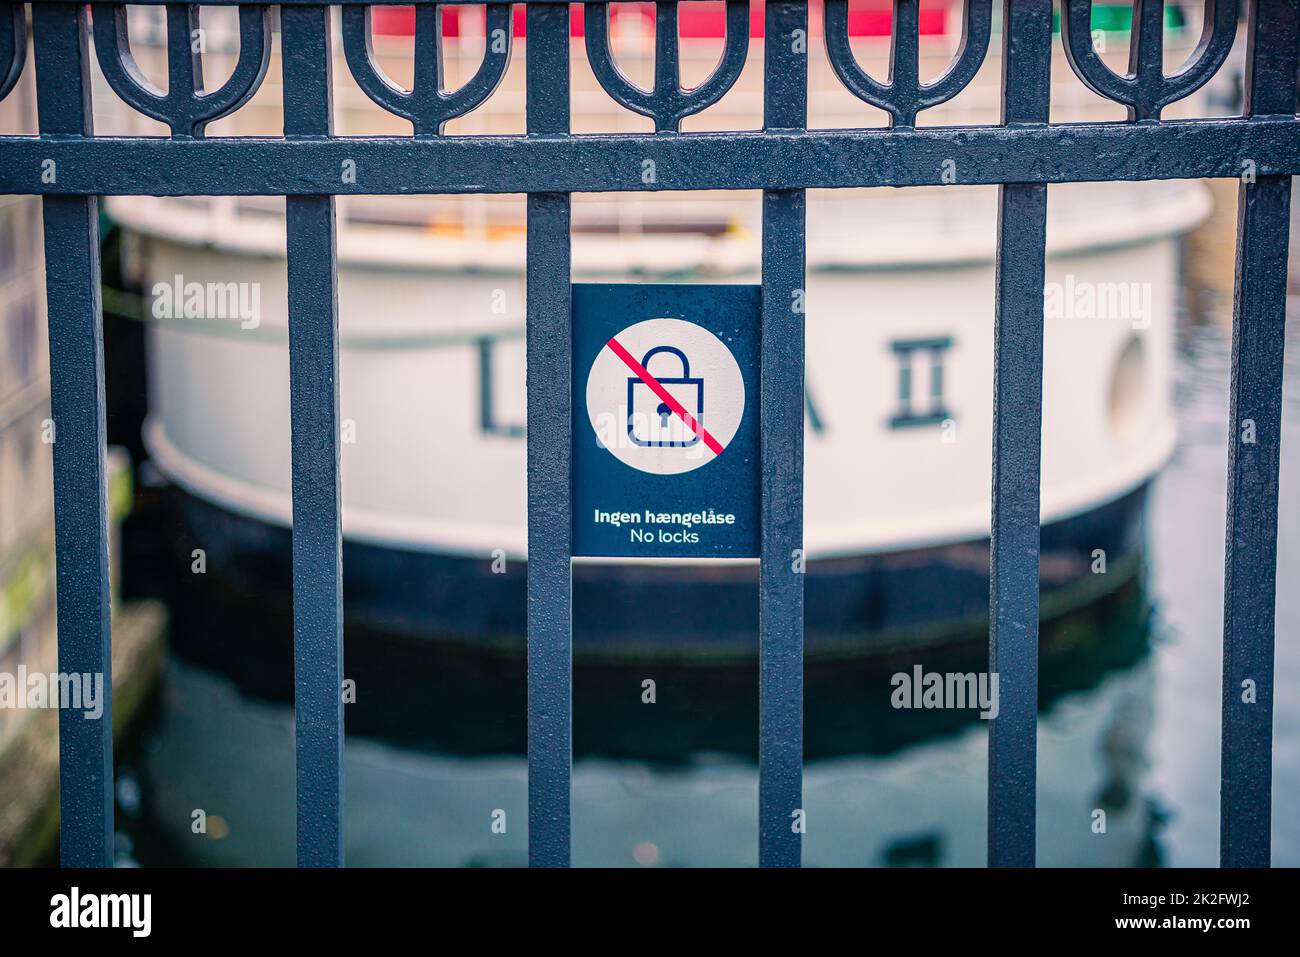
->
0 0 1293 868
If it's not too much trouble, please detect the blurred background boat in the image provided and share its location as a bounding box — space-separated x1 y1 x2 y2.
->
86 1 1237 658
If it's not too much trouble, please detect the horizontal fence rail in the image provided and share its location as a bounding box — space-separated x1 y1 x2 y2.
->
0 0 1293 868
1 121 1300 194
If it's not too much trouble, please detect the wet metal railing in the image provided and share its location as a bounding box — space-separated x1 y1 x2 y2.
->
0 0 1294 868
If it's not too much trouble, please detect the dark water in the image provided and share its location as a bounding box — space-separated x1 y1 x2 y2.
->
109 287 1300 868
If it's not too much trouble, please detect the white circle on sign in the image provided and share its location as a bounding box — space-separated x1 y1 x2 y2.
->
586 317 744 475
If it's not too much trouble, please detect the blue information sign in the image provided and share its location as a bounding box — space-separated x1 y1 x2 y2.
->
572 283 761 558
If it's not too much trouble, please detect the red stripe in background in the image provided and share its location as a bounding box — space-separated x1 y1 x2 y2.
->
371 2 951 40
606 336 725 457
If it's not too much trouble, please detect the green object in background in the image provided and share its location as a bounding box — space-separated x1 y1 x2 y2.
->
109 448 133 522
0 551 53 655
1052 4 1186 34
0 450 132 651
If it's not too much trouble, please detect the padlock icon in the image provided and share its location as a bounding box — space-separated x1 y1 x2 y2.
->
627 345 704 447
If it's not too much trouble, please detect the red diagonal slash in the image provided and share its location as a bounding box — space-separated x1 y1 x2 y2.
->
606 336 725 456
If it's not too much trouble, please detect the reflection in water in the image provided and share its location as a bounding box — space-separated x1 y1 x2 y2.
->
1140 291 1300 866
115 560 1160 868
113 286 1299 868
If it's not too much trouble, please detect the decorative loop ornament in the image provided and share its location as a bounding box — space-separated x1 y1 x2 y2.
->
91 4 270 139
0 3 25 106
341 3 513 137
1060 0 1238 122
824 0 993 129
584 0 749 133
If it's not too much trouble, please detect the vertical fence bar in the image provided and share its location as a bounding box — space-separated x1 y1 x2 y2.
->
987 1 1052 868
282 4 344 868
525 1 573 868
32 2 113 868
758 0 807 869
1220 0 1298 869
